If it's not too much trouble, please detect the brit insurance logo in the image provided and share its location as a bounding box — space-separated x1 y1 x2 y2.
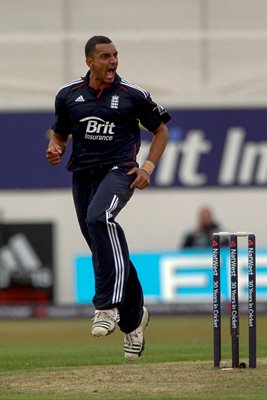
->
80 116 116 141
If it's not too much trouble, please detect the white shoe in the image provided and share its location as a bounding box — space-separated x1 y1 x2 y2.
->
91 308 119 336
124 306 150 360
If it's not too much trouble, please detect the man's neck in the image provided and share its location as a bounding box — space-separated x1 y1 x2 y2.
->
89 76 112 90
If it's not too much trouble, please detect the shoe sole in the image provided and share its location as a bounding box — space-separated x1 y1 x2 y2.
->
92 326 115 336
92 320 116 337
138 307 150 357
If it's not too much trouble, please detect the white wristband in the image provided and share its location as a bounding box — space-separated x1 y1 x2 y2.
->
140 160 155 176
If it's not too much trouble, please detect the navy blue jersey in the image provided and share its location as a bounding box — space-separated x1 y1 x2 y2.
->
52 71 171 171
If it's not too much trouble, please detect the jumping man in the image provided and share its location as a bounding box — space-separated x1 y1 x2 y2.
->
46 35 171 360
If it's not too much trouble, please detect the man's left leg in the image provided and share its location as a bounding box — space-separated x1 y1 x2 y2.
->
119 260 150 360
85 165 145 338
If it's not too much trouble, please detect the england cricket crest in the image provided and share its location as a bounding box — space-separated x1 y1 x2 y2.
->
110 95 119 109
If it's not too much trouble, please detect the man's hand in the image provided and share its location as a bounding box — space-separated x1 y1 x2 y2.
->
127 167 150 190
46 144 63 165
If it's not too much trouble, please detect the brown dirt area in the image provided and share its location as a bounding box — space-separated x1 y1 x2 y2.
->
1 360 267 399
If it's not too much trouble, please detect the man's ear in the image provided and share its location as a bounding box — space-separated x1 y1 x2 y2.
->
86 57 93 68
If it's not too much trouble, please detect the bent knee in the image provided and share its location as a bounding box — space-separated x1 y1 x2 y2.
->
86 212 106 228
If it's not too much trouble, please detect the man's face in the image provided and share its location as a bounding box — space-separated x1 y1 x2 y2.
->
86 43 118 86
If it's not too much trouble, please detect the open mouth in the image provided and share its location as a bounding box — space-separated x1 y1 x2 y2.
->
106 68 116 80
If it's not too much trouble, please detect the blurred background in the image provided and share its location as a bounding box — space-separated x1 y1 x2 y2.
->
0 0 267 316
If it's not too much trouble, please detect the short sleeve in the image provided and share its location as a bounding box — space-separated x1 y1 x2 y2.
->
136 94 171 132
51 92 72 136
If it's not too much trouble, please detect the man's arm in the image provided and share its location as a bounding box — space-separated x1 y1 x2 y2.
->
128 122 169 189
46 132 69 165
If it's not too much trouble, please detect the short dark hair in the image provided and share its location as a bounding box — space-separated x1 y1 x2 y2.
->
85 35 112 57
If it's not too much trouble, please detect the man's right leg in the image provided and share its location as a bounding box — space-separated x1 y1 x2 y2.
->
72 170 120 336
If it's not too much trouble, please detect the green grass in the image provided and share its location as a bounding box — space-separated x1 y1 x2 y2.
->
0 315 267 399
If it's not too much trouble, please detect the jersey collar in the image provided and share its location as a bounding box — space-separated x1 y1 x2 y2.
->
83 70 122 86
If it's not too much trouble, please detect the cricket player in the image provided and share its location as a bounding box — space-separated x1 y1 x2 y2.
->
46 35 171 360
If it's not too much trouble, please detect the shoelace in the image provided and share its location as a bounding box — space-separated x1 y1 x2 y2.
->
125 328 142 344
92 310 120 323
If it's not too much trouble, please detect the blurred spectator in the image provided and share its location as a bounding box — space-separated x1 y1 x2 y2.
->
180 206 227 248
